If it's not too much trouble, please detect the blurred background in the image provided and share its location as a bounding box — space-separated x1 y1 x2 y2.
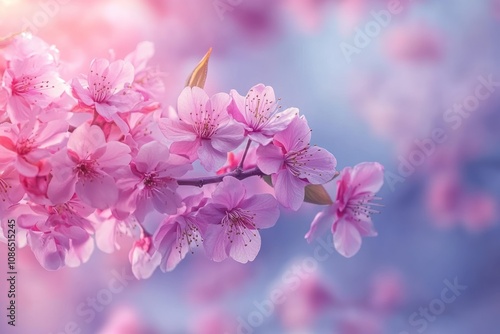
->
1 0 500 333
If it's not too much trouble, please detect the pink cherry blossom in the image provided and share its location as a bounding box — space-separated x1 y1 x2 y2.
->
1 32 59 62
124 41 165 100
72 58 143 133
257 115 337 210
47 123 131 209
229 83 298 145
305 162 384 258
114 141 191 221
129 235 161 279
2 53 66 123
197 176 279 263
0 118 68 177
426 171 497 232
92 209 139 254
275 270 335 330
159 86 245 171
153 193 208 272
8 199 94 270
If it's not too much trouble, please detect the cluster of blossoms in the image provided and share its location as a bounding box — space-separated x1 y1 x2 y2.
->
0 33 384 279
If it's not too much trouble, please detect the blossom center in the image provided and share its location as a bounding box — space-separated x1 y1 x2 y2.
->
177 221 203 255
222 208 257 246
89 71 115 103
245 90 280 130
192 109 219 139
13 75 55 95
75 159 98 179
17 138 35 155
285 146 310 177
344 193 382 222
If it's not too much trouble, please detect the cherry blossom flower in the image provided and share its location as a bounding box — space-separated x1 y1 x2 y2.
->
47 123 131 209
129 235 161 279
72 58 143 133
197 176 279 263
153 193 208 272
229 83 298 145
0 118 68 177
257 115 337 210
8 199 94 270
426 171 497 232
1 32 59 62
114 141 191 221
93 209 137 254
124 41 165 100
2 53 66 123
159 86 245 171
305 162 384 258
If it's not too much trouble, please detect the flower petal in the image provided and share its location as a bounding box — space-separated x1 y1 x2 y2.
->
333 219 362 258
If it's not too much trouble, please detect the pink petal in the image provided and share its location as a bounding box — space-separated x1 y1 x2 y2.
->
229 230 261 264
14 156 38 177
95 102 119 119
66 235 94 268
75 174 119 209
208 92 231 119
67 124 105 159
212 176 246 209
296 146 337 184
177 86 209 122
350 162 385 195
98 141 132 170
95 219 119 254
151 186 180 215
203 224 231 262
260 107 299 137
273 170 308 211
170 139 201 161
125 41 154 72
135 141 169 172
47 173 77 205
28 232 65 271
333 219 362 258
239 193 279 229
247 131 274 145
256 144 284 174
198 139 227 171
106 60 135 89
274 115 311 153
71 78 95 106
158 118 197 142
210 122 244 152
304 207 335 243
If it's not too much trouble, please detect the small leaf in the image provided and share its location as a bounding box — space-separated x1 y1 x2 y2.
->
185 48 212 89
304 184 333 205
261 174 333 206
262 174 273 187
